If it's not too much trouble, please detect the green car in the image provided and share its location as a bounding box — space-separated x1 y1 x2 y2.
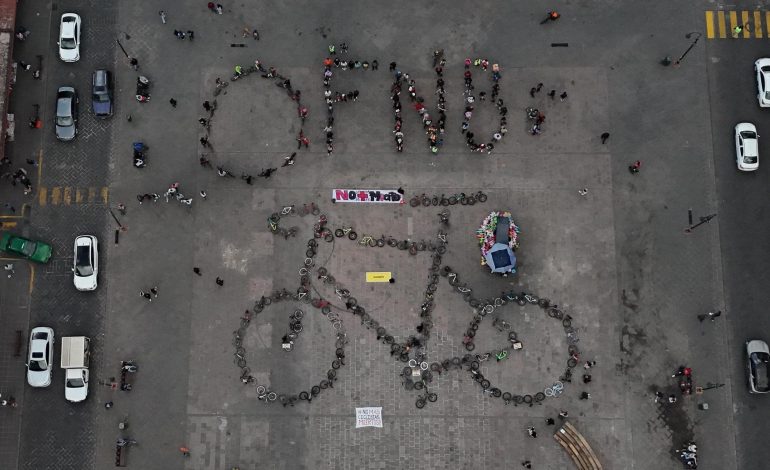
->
0 233 52 263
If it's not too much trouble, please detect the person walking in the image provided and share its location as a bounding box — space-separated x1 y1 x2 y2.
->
150 286 159 298
522 461 532 469
193 267 202 276
199 190 207 199
169 98 178 107
529 87 536 98
629 160 641 173
578 188 588 196
203 101 211 112
527 426 537 438
545 417 555 425
601 132 610 144
548 90 555 99
140 291 152 302
215 277 224 286
117 203 127 215
179 446 190 457
560 91 568 101
200 136 210 147
580 392 591 400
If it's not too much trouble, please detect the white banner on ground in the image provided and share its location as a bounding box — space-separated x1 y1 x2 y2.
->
332 189 403 203
355 407 383 428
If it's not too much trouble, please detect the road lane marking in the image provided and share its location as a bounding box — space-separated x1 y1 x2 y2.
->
706 11 715 39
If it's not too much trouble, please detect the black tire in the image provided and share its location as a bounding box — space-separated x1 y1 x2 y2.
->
387 238 398 247
502 392 512 402
470 361 479 371
311 386 321 396
427 392 438 402
477 192 488 202
431 196 439 206
334 229 344 238
409 244 418 255
436 246 446 254
410 197 420 207
327 369 336 379
449 196 458 205
306 248 315 258
481 380 491 389
514 395 524 404
332 360 341 369
451 357 462 367
466 330 475 338
376 238 385 247
517 298 526 306
430 362 441 372
568 345 579 356
467 196 476 205
416 241 427 251
534 392 545 402
460 196 468 205
348 231 358 240
346 297 357 307
523 394 532 404
399 353 409 362
491 388 502 398
324 232 334 243
416 398 426 409
422 371 433 382
299 391 309 401
440 197 449 206
567 358 577 368
421 196 430 207
414 381 425 390
538 298 550 308
442 360 451 370
562 317 572 328
307 239 318 248
367 238 376 247
320 380 329 389
441 266 452 277
508 331 517 342
465 342 475 351
384 335 395 344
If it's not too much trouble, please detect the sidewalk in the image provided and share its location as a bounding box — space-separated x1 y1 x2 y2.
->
0 258 32 470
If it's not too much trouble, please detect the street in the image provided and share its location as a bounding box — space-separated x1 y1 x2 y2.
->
0 1 768 469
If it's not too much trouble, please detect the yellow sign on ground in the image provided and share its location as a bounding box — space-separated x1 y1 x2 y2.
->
366 272 392 282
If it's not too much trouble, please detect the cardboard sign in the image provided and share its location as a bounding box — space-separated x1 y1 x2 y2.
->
366 272 392 282
333 189 403 203
355 407 383 428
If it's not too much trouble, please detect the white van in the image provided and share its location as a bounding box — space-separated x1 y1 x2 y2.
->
60 336 90 402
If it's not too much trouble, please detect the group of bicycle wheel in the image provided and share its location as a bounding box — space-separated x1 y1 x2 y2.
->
462 58 507 154
409 190 487 207
240 200 583 409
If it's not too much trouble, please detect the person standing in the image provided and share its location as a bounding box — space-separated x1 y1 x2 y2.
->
215 277 224 286
601 132 610 144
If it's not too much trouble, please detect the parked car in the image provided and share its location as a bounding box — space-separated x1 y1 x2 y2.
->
27 327 54 387
58 13 81 62
735 122 759 171
55 86 78 141
73 235 98 291
0 232 52 263
91 70 113 118
747 340 770 394
756 58 770 107
61 336 90 402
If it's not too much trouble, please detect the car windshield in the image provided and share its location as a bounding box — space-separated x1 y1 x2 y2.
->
93 92 109 102
29 358 46 372
21 241 37 256
741 130 757 139
56 114 73 127
60 37 76 49
66 377 85 388
75 245 93 276
762 66 770 73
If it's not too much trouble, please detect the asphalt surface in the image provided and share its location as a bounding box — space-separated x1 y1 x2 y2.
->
3 0 768 469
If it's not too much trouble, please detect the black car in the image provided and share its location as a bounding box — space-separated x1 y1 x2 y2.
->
91 70 113 118
55 86 78 141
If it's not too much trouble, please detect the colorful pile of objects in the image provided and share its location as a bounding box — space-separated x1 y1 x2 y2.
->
477 211 520 274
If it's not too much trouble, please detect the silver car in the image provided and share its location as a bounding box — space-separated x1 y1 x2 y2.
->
747 340 770 394
27 327 54 387
55 86 78 141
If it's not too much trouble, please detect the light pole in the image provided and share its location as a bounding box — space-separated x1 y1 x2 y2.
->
674 32 702 66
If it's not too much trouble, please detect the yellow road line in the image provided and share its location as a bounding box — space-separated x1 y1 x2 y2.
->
75 188 83 204
101 187 109 204
755 11 763 38
51 187 61 205
38 187 47 206
718 11 727 38
742 11 751 38
35 149 42 189
88 187 96 203
63 187 72 205
706 11 715 39
729 11 738 37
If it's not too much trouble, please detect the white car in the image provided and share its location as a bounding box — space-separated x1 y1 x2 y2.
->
747 340 770 394
735 122 760 171
73 235 98 291
26 327 54 387
58 13 81 62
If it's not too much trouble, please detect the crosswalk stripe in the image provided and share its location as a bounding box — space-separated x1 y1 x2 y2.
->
755 11 763 38
38 187 47 207
729 11 738 36
706 11 715 38
51 187 61 205
718 11 727 38
35 186 110 206
742 11 751 38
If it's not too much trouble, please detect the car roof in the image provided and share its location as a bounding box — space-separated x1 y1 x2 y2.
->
748 340 770 354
